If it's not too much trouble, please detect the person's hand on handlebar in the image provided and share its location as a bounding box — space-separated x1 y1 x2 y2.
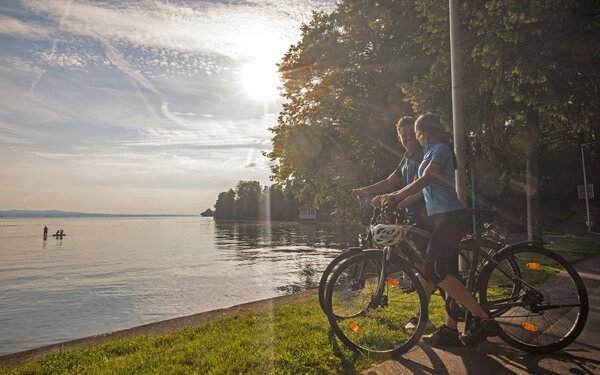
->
372 194 397 208
394 198 410 210
350 188 365 201
351 188 372 207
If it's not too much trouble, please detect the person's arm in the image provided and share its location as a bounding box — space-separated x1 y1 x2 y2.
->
352 172 403 199
395 191 423 210
384 162 443 203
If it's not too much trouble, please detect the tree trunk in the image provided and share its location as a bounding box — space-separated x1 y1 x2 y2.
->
525 110 542 241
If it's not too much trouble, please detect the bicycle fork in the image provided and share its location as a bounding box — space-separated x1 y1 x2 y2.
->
369 246 392 309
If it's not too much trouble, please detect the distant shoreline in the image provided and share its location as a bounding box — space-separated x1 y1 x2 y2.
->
0 210 200 218
0 215 200 218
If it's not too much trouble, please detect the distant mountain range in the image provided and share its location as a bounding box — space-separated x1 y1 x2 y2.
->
0 210 196 218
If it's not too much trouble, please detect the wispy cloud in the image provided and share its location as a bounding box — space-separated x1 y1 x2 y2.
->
0 14 53 40
23 0 330 60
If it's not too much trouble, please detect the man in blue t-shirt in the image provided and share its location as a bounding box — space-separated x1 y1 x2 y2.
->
351 116 427 224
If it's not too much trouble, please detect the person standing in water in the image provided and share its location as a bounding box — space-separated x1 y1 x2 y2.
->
43 226 48 238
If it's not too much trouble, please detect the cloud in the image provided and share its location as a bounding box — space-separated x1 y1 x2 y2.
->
23 0 332 60
0 14 53 40
0 55 45 76
111 113 275 148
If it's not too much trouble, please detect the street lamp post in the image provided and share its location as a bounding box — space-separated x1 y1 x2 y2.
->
449 0 466 204
581 140 600 233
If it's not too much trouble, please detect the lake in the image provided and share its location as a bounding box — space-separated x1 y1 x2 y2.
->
0 217 359 355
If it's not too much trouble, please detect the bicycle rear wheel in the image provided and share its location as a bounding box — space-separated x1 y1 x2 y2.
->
477 244 588 353
326 252 428 357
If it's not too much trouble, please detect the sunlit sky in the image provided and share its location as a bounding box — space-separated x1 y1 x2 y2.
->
0 0 335 214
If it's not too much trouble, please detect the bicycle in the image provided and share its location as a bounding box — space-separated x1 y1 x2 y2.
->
318 197 506 320
323 205 588 357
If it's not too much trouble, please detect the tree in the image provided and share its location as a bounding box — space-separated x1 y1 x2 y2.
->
403 0 600 237
213 181 300 221
267 0 600 229
234 180 261 220
214 189 235 219
269 0 431 223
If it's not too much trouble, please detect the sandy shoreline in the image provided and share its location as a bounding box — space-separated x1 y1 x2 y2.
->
0 289 316 368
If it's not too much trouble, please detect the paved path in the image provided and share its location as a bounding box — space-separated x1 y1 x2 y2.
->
361 245 600 375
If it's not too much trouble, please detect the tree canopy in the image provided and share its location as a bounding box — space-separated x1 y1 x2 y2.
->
267 0 600 226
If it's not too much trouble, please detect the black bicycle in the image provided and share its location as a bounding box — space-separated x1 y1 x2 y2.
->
322 205 588 357
318 199 506 319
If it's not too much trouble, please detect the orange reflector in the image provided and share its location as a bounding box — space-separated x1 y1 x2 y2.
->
348 322 360 333
387 277 400 288
522 322 538 332
526 262 542 270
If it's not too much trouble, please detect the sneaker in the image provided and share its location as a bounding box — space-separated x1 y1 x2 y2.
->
404 315 436 333
459 318 502 346
422 325 462 347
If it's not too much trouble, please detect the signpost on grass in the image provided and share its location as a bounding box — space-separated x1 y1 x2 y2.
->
580 141 600 233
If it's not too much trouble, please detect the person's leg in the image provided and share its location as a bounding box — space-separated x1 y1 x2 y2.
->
430 211 490 319
419 211 467 345
423 210 501 345
437 275 488 318
415 271 459 330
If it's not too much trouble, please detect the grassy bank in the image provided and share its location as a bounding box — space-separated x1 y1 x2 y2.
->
2 239 598 374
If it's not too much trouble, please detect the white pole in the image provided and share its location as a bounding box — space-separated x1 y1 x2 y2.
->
449 0 466 204
581 145 591 232
449 0 468 275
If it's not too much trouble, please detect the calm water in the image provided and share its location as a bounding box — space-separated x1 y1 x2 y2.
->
0 217 357 355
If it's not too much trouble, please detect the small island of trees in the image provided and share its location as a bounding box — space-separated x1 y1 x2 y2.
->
213 180 302 221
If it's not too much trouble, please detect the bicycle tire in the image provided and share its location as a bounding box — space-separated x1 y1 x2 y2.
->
325 252 429 357
453 238 520 319
477 244 588 353
318 248 381 314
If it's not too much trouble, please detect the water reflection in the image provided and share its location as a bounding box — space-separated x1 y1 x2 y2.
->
214 221 358 293
214 221 353 252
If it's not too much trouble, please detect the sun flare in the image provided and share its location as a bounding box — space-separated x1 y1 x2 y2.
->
239 58 281 101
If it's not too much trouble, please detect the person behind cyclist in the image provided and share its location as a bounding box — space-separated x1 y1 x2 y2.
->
379 113 501 347
351 116 429 225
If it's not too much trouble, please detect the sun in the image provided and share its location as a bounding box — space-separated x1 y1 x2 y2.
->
239 58 281 101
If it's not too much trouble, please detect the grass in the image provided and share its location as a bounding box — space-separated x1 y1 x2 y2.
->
545 239 600 263
1 240 598 374
1 295 375 375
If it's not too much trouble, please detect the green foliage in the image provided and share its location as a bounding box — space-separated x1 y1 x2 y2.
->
214 181 300 221
234 180 261 219
269 0 600 223
408 0 600 216
214 189 235 220
269 0 431 223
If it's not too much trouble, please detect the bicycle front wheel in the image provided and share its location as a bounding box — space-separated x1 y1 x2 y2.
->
318 248 380 315
326 252 429 357
478 244 588 353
